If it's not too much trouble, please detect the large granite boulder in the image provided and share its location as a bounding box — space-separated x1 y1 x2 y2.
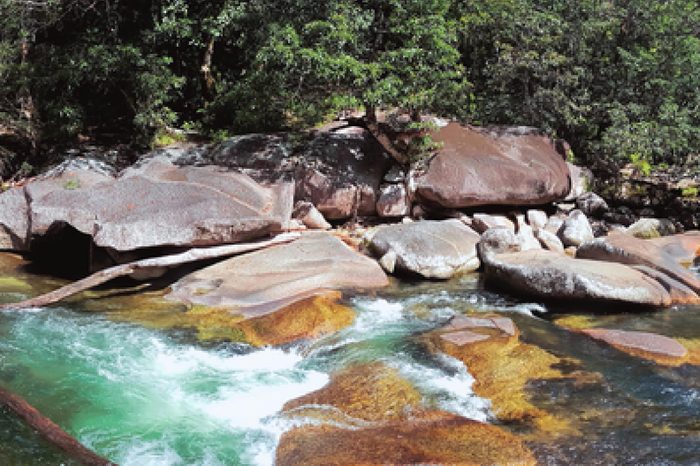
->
0 188 29 251
368 219 481 279
479 229 671 306
25 158 293 252
577 232 700 293
413 123 570 208
0 159 116 252
167 232 388 318
295 128 394 219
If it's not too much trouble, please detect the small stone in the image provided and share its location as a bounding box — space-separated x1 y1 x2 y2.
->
582 328 687 363
440 330 491 346
471 213 515 234
576 192 609 217
535 229 565 254
514 214 542 251
293 201 331 230
526 210 548 230
626 218 676 239
376 184 410 218
558 210 594 247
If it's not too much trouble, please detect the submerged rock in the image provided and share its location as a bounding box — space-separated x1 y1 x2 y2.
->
278 361 535 465
581 328 688 366
368 219 481 279
429 313 582 436
276 412 536 466
413 123 570 208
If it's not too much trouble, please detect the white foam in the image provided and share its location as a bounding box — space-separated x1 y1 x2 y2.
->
391 354 492 422
196 370 329 430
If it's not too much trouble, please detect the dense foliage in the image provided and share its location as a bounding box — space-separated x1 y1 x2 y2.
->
1 0 699 171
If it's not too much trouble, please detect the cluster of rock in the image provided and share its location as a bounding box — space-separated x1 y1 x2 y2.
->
0 118 698 336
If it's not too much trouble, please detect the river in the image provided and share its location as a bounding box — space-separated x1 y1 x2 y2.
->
0 270 698 465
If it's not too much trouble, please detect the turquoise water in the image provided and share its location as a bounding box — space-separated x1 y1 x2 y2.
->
0 274 699 464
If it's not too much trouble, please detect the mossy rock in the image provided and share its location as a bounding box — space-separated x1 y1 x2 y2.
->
276 410 536 466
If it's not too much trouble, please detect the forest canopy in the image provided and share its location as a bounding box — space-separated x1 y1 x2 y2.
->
1 0 699 170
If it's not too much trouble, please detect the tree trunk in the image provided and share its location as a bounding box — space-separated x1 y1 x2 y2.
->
0 233 300 310
0 386 115 465
200 36 216 101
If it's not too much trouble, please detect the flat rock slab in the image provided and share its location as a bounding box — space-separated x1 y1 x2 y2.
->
485 249 672 306
577 232 700 293
444 315 518 337
369 219 481 279
167 232 388 318
26 158 293 252
648 231 700 264
582 328 688 364
414 123 570 208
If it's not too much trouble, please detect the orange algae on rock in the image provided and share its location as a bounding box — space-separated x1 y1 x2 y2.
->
80 288 354 346
276 411 537 466
233 291 354 346
283 362 422 422
278 361 536 466
429 313 581 437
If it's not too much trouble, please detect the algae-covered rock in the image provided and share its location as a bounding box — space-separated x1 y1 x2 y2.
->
276 411 536 466
283 362 421 422
278 361 536 465
429 313 583 436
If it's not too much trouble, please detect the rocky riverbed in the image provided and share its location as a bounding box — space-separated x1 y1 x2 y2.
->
0 119 698 464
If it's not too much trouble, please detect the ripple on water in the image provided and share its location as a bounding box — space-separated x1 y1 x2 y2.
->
0 308 329 466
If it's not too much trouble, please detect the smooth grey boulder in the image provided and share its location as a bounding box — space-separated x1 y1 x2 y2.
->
535 229 565 253
478 229 672 306
167 232 388 317
625 218 676 239
369 219 481 279
29 158 294 252
558 209 594 247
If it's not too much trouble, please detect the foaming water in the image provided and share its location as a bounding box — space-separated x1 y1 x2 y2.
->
0 309 328 466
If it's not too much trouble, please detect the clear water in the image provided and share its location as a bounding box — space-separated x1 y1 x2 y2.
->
0 273 699 465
